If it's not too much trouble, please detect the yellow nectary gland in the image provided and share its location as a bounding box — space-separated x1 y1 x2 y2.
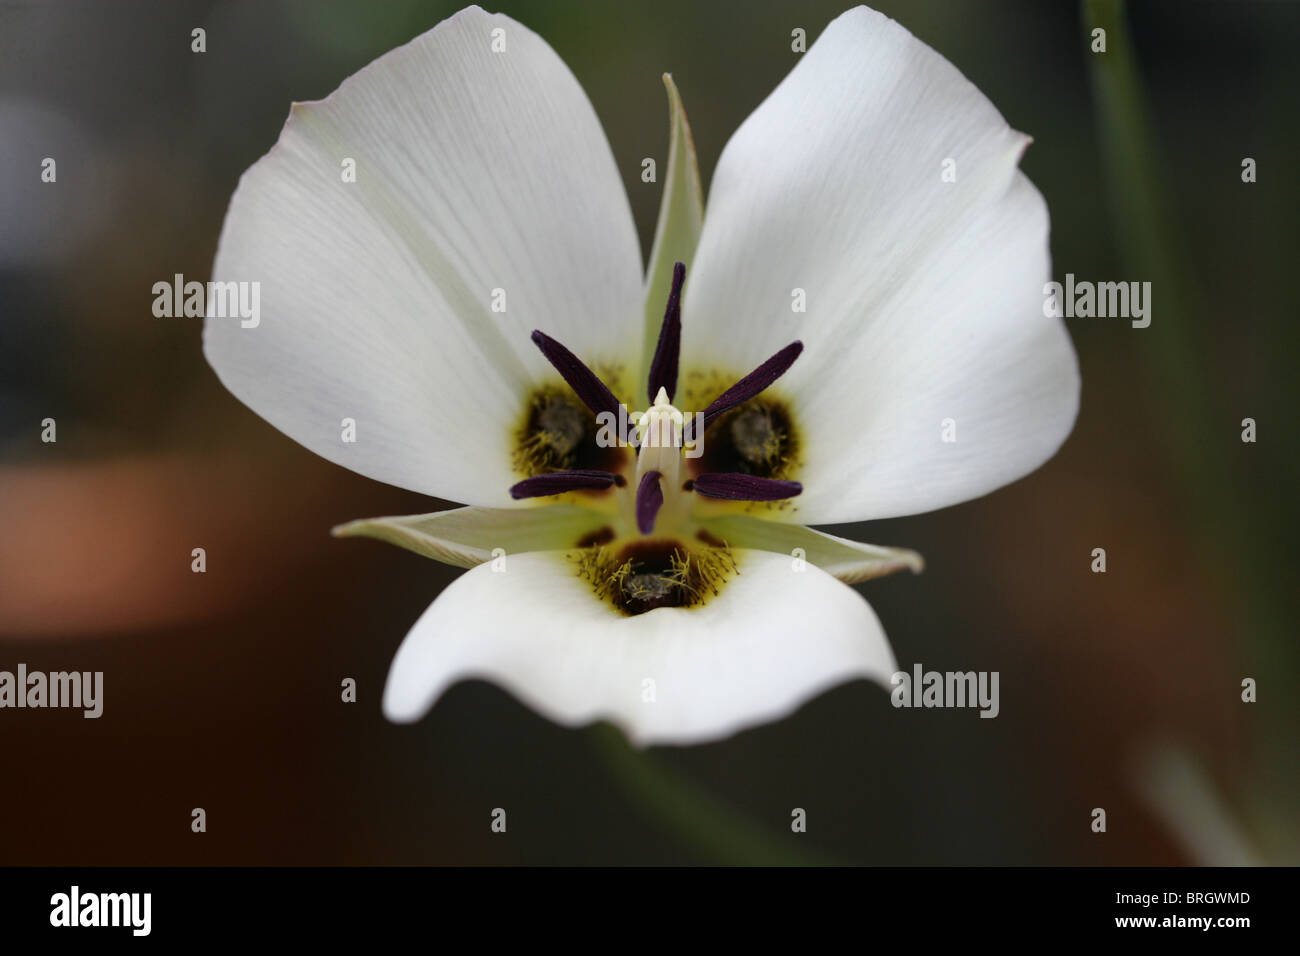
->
571 538 738 616
514 382 627 478
515 389 584 472
719 400 797 477
680 369 801 484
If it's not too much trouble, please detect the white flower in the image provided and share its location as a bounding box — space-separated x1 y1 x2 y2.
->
203 5 1078 745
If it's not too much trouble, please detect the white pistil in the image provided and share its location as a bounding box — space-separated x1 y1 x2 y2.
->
633 387 687 533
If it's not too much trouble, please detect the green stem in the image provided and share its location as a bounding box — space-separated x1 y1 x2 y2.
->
589 724 836 865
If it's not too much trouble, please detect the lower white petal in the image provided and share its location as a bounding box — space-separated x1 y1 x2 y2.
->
383 548 896 745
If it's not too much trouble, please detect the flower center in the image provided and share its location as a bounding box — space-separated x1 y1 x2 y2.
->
510 261 804 613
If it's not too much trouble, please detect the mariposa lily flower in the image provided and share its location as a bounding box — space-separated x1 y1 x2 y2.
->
204 5 1078 745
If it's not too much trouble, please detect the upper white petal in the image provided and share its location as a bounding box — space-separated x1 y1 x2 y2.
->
682 5 1079 524
383 548 896 746
204 5 642 506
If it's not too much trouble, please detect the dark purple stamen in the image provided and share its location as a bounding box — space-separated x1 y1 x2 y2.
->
530 330 622 421
510 469 622 500
636 471 664 534
647 262 686 403
697 342 803 433
520 304 806 509
691 473 802 501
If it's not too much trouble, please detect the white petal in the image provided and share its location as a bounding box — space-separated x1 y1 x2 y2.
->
332 504 610 569
204 6 642 506
700 515 922 584
383 548 896 745
682 6 1078 524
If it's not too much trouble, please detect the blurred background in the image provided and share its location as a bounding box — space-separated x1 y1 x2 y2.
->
0 0 1296 865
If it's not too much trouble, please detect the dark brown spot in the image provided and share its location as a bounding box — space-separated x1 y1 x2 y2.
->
574 538 737 616
693 397 798 481
696 528 726 548
537 398 584 457
730 406 780 465
612 540 694 615
515 386 626 479
575 526 616 548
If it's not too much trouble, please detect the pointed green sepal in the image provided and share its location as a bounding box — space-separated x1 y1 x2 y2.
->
698 515 924 584
332 504 611 569
641 74 705 385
